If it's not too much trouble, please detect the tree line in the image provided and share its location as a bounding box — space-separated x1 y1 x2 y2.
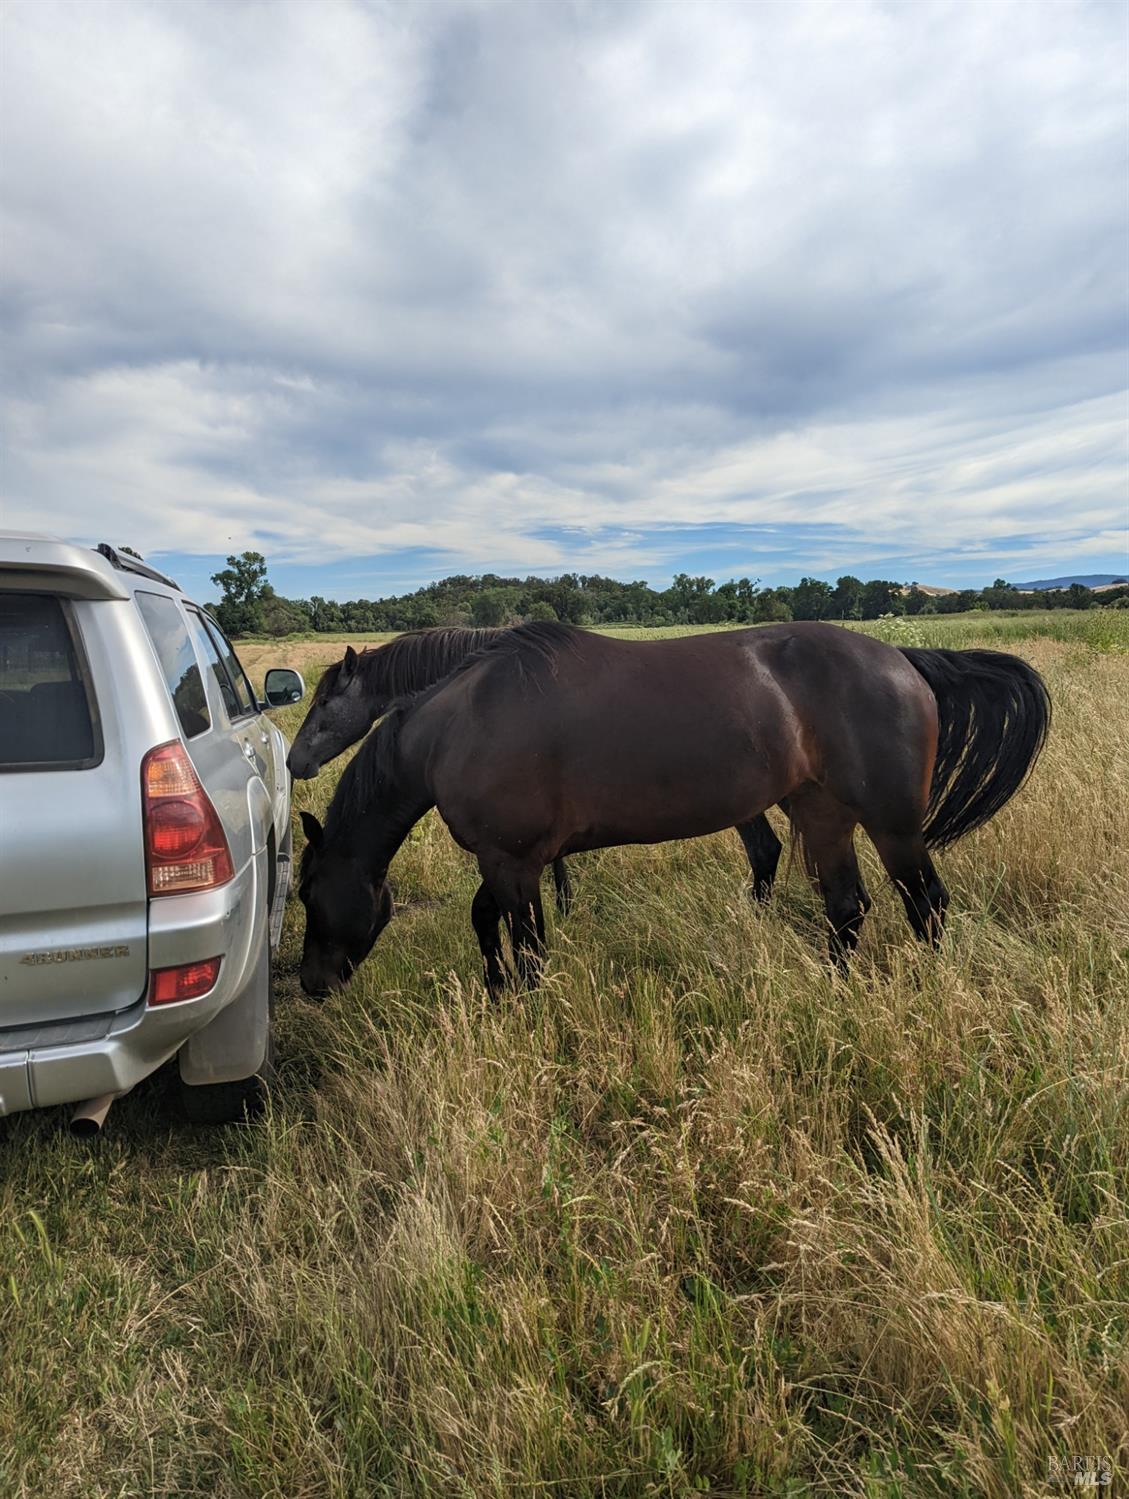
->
207 552 1128 638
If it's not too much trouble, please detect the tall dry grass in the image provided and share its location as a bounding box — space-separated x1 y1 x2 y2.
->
1 623 1126 1497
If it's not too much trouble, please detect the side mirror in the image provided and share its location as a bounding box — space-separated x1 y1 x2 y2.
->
264 668 306 708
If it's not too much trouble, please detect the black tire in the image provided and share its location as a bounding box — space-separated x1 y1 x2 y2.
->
178 913 275 1126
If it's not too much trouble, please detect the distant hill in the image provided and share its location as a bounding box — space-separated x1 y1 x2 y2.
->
1015 573 1129 590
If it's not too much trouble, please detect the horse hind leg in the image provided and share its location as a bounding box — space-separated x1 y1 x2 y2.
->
550 856 572 916
868 831 949 948
739 802 852 907
817 837 871 969
788 792 871 967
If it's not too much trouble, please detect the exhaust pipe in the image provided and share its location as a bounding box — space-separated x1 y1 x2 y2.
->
70 1092 117 1137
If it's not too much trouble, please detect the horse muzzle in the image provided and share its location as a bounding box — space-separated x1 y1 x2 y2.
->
286 749 318 780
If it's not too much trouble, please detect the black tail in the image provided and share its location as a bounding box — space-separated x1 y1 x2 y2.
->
900 648 1051 850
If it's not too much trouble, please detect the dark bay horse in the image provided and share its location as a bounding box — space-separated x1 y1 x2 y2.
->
298 622 1049 997
286 626 787 911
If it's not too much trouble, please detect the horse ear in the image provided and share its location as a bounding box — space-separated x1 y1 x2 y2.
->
300 811 324 849
342 645 359 679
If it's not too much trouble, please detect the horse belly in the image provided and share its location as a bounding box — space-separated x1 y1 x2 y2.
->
556 728 789 853
434 671 801 861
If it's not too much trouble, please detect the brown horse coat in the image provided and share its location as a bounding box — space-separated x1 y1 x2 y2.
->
409 625 936 863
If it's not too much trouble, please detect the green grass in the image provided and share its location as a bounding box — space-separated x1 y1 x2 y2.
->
602 610 1129 652
2 623 1127 1497
242 609 1129 651
849 609 1129 653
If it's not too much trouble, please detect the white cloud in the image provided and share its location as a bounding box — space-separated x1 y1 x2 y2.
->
1 0 1126 584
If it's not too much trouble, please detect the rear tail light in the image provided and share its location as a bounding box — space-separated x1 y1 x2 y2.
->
142 741 234 895
148 957 221 1005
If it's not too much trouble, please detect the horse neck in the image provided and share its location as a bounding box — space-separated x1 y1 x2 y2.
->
337 747 434 880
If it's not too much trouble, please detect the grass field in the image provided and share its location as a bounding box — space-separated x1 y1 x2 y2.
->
234 609 1129 684
2 613 1127 1496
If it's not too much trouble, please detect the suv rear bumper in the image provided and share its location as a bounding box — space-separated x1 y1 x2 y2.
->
0 858 260 1116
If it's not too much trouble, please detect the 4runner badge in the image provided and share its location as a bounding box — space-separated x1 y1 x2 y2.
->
20 945 130 965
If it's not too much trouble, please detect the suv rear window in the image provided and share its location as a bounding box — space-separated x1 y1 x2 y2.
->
136 592 211 739
0 594 99 769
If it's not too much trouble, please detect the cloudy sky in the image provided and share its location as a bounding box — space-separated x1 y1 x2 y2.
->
2 0 1126 600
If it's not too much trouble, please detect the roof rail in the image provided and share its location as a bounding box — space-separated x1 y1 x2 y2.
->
95 543 181 592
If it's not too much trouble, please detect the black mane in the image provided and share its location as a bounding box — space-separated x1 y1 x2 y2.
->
313 626 514 707
322 621 584 838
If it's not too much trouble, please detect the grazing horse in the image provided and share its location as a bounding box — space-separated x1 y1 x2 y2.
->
287 626 788 912
298 621 1049 998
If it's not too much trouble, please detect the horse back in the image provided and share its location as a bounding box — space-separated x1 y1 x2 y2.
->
413 627 814 853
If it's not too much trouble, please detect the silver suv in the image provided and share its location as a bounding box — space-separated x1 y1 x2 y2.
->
0 534 304 1131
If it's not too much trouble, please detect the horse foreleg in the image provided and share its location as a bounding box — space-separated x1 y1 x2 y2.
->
508 879 546 990
471 881 508 997
480 854 547 991
508 899 545 990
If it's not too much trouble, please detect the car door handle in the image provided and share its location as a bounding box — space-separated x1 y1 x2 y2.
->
242 740 257 761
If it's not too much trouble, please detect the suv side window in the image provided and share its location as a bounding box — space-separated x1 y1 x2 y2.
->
185 609 244 722
0 593 100 770
135 592 211 739
202 615 258 716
